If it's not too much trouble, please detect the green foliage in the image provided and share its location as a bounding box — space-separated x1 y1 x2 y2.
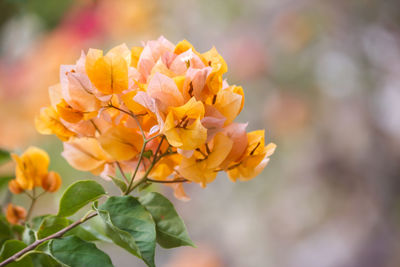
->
37 216 70 239
0 216 13 247
139 192 194 248
57 180 106 217
49 236 114 267
31 253 62 267
0 148 10 165
97 196 156 267
0 240 33 267
109 176 127 193
22 227 35 245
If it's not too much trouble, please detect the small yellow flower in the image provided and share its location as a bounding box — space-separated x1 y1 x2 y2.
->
11 146 50 190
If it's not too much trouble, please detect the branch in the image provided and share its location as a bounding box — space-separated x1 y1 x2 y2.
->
146 178 188 184
0 213 97 267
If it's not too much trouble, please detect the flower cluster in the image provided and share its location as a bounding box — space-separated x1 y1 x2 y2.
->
35 36 276 199
6 146 61 224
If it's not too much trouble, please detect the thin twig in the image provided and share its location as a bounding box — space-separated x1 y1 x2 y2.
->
0 213 97 267
116 162 129 184
146 178 188 184
108 105 145 138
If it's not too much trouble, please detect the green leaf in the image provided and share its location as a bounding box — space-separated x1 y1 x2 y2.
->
57 180 106 217
11 225 24 235
139 192 194 248
49 236 114 267
0 240 33 267
0 216 13 240
67 225 104 242
109 176 127 192
22 227 35 245
95 210 140 256
37 216 70 239
0 149 11 165
31 215 51 231
98 196 156 267
31 253 62 267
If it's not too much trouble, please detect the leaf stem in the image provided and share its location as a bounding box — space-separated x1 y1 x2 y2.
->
0 213 97 267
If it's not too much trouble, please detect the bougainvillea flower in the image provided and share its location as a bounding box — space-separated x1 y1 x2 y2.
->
213 85 244 125
35 106 76 141
227 130 276 181
201 47 228 94
178 133 233 187
147 73 184 113
60 60 101 112
9 147 62 196
62 137 113 175
163 98 207 150
85 44 131 95
98 126 143 161
11 146 50 190
6 204 26 225
36 36 276 200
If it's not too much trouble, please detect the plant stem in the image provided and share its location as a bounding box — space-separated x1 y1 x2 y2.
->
0 213 97 267
25 198 36 222
25 188 36 221
116 162 129 184
146 178 188 184
125 137 167 194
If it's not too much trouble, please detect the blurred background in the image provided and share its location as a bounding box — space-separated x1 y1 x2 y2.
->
1 0 400 266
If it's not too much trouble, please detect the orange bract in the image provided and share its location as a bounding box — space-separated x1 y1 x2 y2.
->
6 204 26 225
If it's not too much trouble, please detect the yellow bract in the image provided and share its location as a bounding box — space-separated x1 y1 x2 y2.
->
228 131 277 181
98 126 143 161
85 44 130 95
179 133 233 187
9 146 62 194
163 98 207 151
35 106 76 141
12 146 49 190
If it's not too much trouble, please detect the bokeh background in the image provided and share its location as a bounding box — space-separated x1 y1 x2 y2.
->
1 0 400 266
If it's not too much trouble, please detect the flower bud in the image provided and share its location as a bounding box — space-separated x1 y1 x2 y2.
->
6 203 26 225
41 171 62 192
8 179 24 194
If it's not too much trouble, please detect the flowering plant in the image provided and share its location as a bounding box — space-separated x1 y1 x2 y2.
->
0 37 275 267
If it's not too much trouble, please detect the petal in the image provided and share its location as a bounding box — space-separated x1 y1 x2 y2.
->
131 46 143 67
35 107 76 141
221 123 248 166
178 117 207 150
214 89 243 125
206 133 233 169
170 97 205 119
98 126 143 161
147 73 184 111
62 137 110 173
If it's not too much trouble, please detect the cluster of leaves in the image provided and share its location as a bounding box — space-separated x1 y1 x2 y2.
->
0 148 193 267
